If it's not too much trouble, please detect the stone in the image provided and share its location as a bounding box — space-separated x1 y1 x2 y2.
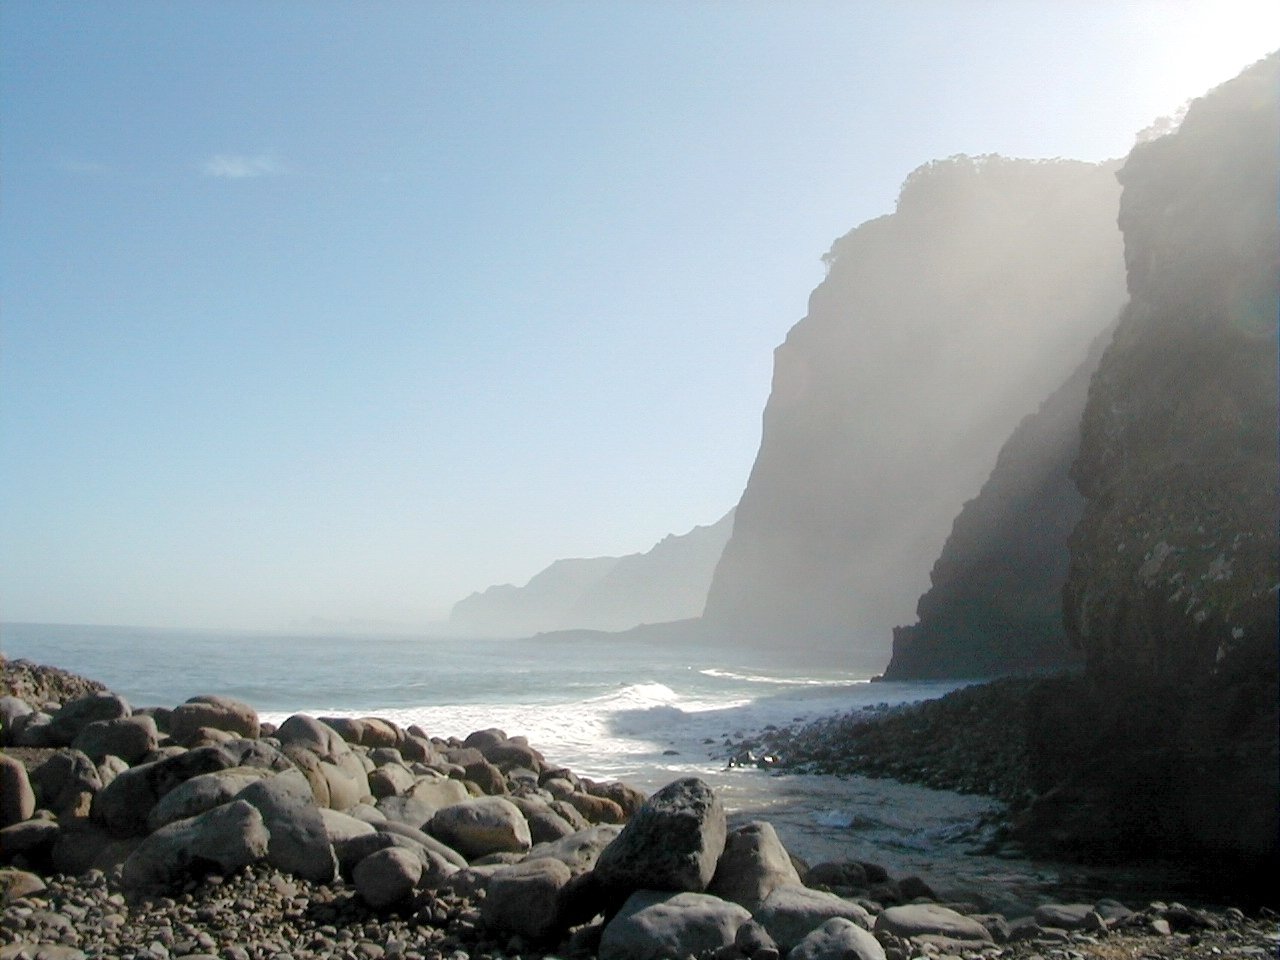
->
586 780 646 818
377 821 470 869
790 917 886 960
406 774 469 810
95 755 129 789
29 750 101 818
146 767 270 832
71 715 158 764
754 886 873 952
0 816 58 860
274 714 350 761
461 758 507 795
93 746 238 836
480 857 572 941
1033 903 1096 930
599 889 751 960
375 795 436 829
237 769 338 883
368 763 415 799
875 904 993 943
121 799 269 889
169 695 259 743
708 820 802 910
564 791 626 824
0 867 46 902
357 718 402 749
354 847 421 909
594 777 726 895
478 738 544 773
0 753 35 827
507 795 576 844
47 692 131 745
0 697 33 744
318 808 377 843
428 796 531 860
805 861 869 890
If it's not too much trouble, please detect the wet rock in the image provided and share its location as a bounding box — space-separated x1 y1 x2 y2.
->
594 777 726 895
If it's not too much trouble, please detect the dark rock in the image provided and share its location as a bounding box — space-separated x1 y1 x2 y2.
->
598 889 750 960
0 753 35 827
47 692 131 746
707 820 802 910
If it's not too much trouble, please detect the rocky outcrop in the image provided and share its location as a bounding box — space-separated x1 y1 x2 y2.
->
1029 54 1280 876
703 156 1127 659
448 511 734 637
883 330 1111 679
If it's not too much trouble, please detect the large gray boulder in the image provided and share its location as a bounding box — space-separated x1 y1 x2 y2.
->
406 774 469 810
47 692 131 745
71 715 158 765
708 820 802 910
92 746 237 836
121 799 269 889
274 714 348 761
480 857 573 941
318 808 377 844
876 903 994 943
0 697 33 745
507 795 576 844
169 695 259 743
376 794 436 829
237 769 338 883
526 824 623 877
754 886 873 952
790 917 887 960
599 890 751 960
353 846 421 909
428 797 531 860
146 767 271 831
594 777 725 895
0 754 35 828
378 821 469 869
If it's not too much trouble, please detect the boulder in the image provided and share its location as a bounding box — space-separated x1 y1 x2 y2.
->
146 767 271 832
93 745 237 836
95 755 129 790
564 791 626 824
406 774 469 809
237 769 338 883
507 795 576 844
0 818 60 865
378 821 469 869
169 695 259 743
10 712 56 748
71 715 158 764
0 697 33 745
875 903 993 943
1033 903 1096 930
791 917 887 960
586 780 646 818
599 889 751 960
47 692 130 745
368 763 416 799
806 861 869 890
428 797 531 860
480 857 573 941
357 717 402 749
754 886 873 952
708 820 802 910
29 751 102 819
376 795 436 829
0 867 46 903
353 846 421 909
593 777 726 895
318 808 377 844
121 799 269 889
274 714 349 762
223 738 294 772
0 754 35 827
318 717 365 745
462 758 508 795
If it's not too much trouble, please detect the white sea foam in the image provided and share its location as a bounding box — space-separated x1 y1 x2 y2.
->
699 667 872 687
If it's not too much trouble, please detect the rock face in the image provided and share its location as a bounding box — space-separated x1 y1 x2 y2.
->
702 156 1127 659
883 330 1110 679
1031 54 1280 877
448 510 734 637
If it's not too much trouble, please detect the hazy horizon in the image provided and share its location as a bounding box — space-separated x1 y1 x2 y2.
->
2 3 1277 632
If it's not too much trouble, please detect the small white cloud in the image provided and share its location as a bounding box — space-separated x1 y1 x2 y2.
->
201 153 283 179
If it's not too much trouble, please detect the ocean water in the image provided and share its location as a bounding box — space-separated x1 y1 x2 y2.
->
0 621 1193 912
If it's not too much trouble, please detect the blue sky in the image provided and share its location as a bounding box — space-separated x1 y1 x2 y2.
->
2 2 1276 631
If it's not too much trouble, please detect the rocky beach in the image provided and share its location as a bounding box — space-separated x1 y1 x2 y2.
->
3 658 1276 960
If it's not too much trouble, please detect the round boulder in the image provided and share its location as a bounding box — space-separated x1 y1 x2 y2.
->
428 796 532 860
169 695 259 743
599 889 751 960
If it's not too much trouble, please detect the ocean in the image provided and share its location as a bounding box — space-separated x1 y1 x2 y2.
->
0 621 1192 913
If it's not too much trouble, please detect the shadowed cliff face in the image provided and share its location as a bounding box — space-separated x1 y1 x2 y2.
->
703 156 1128 655
1021 54 1279 877
883 328 1113 680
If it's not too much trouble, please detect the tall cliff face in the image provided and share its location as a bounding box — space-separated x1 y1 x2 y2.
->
1022 55 1279 876
448 511 733 637
703 157 1128 654
1063 55 1280 685
883 329 1111 680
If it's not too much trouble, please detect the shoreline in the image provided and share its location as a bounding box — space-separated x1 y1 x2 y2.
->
3 657 1276 960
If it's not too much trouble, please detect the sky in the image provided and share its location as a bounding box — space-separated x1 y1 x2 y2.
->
2 2 1277 633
